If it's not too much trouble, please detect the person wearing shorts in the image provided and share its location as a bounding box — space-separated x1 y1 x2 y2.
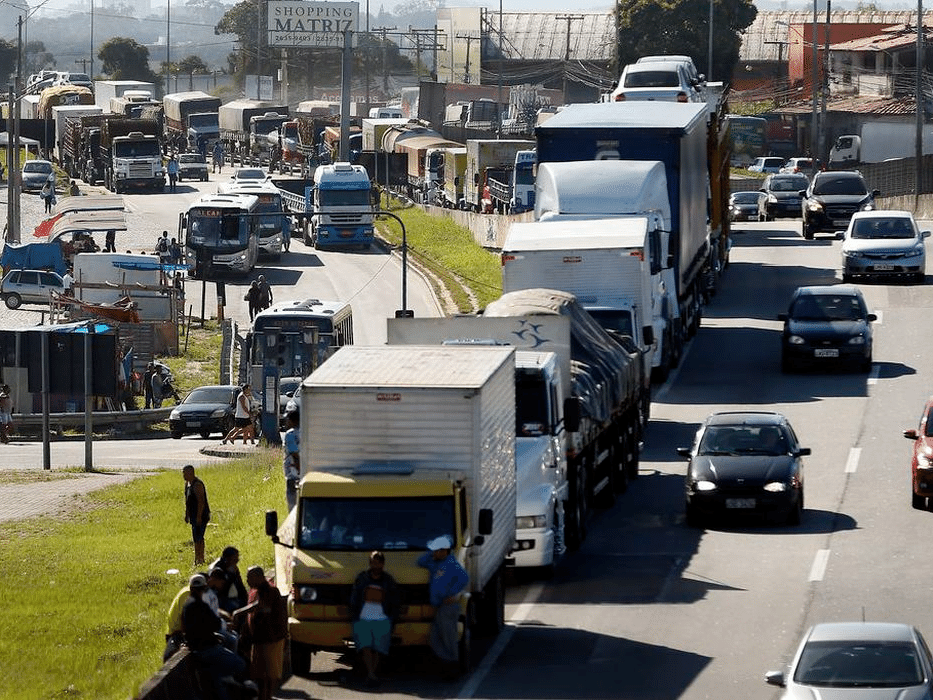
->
183 465 211 566
223 385 255 445
349 551 399 686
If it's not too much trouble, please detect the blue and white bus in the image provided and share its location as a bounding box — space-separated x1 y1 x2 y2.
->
180 193 261 278
217 181 290 258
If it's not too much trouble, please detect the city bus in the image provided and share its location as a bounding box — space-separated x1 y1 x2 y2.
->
217 181 290 258
180 193 261 278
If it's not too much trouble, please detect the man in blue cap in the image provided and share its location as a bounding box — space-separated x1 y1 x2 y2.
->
417 535 469 679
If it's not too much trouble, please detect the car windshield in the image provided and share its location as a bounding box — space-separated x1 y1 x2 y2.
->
794 640 923 687
624 70 680 88
813 176 868 196
279 378 302 395
851 217 915 239
23 162 52 173
791 294 866 321
234 170 265 180
732 192 760 204
184 387 234 404
298 496 455 551
180 154 204 164
697 425 789 456
770 177 808 192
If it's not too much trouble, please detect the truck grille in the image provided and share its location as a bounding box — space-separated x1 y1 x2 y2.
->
300 583 430 606
128 162 154 179
328 214 368 225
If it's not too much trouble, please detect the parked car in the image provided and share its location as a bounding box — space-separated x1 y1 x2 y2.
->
168 384 238 439
779 156 814 174
677 411 809 527
747 156 785 173
1 269 64 309
902 397 933 510
728 191 762 222
778 285 875 372
20 159 54 192
765 622 933 698
279 376 302 427
840 210 929 283
610 60 702 102
758 173 810 221
802 170 879 239
177 153 209 182
229 167 269 184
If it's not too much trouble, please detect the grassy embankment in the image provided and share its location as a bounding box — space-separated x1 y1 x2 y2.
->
2 206 500 698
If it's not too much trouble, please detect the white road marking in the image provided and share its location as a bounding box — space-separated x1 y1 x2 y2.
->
809 549 830 582
873 309 883 325
845 447 861 473
458 582 545 699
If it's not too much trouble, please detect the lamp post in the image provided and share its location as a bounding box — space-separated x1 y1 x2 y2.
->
165 0 170 94
497 0 503 138
89 0 93 80
707 0 713 81
811 0 819 162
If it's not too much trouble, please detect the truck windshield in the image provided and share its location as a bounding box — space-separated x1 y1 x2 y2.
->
189 113 219 128
515 373 549 437
187 211 247 246
317 189 371 207
298 496 455 551
515 168 535 186
254 119 285 136
114 141 160 158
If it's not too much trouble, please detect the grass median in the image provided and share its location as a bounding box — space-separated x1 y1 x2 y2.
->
0 452 285 700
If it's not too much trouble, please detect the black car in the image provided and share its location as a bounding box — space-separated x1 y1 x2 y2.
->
801 170 879 239
677 411 809 527
758 173 810 221
778 285 875 373
728 191 761 222
168 385 238 439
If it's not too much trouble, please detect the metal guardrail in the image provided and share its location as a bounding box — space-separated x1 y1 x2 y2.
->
11 406 172 435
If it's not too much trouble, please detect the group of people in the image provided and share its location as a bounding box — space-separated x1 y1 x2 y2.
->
155 231 184 267
144 361 181 409
165 544 288 700
244 275 274 321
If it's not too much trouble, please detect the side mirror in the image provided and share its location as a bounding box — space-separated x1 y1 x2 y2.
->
796 447 812 456
478 508 493 536
642 325 655 346
265 510 279 538
835 230 845 240
922 231 931 238
866 313 877 322
676 447 692 458
563 396 581 433
764 671 786 688
872 189 881 197
904 429 919 440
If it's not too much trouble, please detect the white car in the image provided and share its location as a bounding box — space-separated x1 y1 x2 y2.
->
747 156 785 173
840 209 929 283
229 168 269 184
780 157 814 174
636 54 704 88
610 60 702 103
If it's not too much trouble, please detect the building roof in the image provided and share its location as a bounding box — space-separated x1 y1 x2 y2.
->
496 12 615 62
830 24 933 52
774 94 916 116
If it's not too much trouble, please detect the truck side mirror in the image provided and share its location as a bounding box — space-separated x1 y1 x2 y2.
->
563 396 581 433
478 508 493 536
265 510 279 540
642 326 655 345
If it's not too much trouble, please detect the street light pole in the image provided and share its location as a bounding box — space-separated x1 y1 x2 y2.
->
707 0 713 80
89 0 93 80
811 0 819 163
497 0 503 138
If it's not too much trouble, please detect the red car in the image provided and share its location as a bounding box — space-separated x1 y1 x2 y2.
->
903 397 933 509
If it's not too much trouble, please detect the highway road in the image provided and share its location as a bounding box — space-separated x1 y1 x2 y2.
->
261 216 933 699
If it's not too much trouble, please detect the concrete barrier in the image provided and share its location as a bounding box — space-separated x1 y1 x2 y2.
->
134 648 199 700
11 406 173 436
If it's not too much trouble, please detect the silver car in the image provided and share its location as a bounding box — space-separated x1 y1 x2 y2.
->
1 269 65 309
766 621 933 699
841 210 929 283
21 160 54 192
610 60 702 103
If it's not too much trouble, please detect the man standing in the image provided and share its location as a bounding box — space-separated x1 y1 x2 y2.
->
62 268 74 296
183 465 211 566
245 281 260 322
256 275 273 311
212 141 224 174
150 369 165 409
282 410 300 511
417 535 469 679
350 551 399 686
143 362 155 409
235 566 287 700
104 229 116 253
182 573 247 700
166 155 179 193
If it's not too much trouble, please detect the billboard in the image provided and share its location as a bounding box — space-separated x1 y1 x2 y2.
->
267 1 359 49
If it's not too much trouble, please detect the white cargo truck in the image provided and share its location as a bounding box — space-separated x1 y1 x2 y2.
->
264 344 516 674
94 80 156 112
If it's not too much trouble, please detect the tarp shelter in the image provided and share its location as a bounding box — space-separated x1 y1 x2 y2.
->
0 132 41 160
0 241 67 276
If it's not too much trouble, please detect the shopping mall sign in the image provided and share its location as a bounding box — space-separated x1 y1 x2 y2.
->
267 1 359 48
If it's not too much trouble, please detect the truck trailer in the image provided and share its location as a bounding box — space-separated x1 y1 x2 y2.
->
217 99 289 167
463 139 535 213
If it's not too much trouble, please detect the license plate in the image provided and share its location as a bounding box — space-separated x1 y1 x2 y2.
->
340 229 354 238
726 498 755 509
186 421 200 427
873 264 894 271
814 348 839 358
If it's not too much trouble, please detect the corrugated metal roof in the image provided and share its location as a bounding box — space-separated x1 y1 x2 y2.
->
498 11 615 62
775 94 916 115
740 10 933 61
831 25 933 52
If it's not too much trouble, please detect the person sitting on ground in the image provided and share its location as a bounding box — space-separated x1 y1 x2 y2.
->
349 551 399 686
210 546 249 613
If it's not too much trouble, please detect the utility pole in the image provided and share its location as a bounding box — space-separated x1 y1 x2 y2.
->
374 26 396 95
456 33 479 83
75 58 91 73
819 0 830 165
556 14 582 102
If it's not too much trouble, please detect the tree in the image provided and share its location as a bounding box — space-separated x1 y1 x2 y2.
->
98 37 159 82
24 41 55 77
615 0 757 84
177 55 210 75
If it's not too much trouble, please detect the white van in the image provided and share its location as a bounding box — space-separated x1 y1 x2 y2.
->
368 106 403 119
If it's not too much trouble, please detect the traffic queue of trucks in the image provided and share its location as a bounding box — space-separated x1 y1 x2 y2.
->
162 91 221 154
217 100 290 167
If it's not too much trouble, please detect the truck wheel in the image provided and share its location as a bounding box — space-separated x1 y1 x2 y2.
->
478 566 505 636
290 641 312 677
565 464 588 551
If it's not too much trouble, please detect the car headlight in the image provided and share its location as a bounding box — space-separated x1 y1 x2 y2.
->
295 585 318 602
918 452 933 469
694 480 717 492
763 481 788 492
516 515 548 530
169 410 180 420
847 336 866 345
903 247 924 258
788 335 806 345
767 194 778 203
210 408 227 418
806 200 823 212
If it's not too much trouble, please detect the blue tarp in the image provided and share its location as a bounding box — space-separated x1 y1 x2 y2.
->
0 242 67 276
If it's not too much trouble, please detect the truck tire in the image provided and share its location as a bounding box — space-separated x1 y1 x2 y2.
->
565 464 588 551
478 566 505 636
290 641 312 677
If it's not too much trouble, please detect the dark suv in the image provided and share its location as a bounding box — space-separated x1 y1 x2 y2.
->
801 170 879 239
758 173 810 221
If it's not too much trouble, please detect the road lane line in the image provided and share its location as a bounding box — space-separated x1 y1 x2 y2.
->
809 549 830 582
845 447 861 473
458 582 545 699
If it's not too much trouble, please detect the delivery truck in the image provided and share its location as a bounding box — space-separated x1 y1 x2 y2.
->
265 344 517 674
